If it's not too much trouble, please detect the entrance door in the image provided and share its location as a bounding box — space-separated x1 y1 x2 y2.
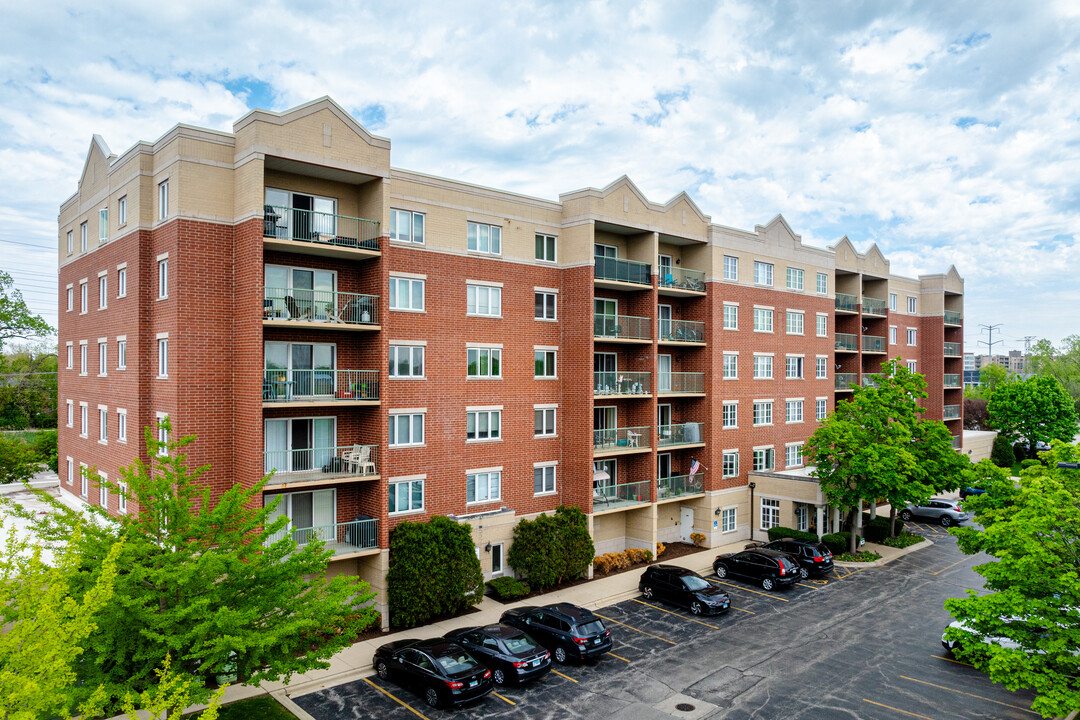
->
658 404 672 442
680 507 694 543
658 304 672 341
264 417 336 474
658 354 672 392
594 352 617 394
658 254 672 285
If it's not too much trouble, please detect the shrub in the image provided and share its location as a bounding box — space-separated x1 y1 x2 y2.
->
508 506 595 590
860 514 905 543
486 576 530 601
689 532 706 547
0 434 35 484
991 435 1015 468
1013 442 1027 463
766 526 820 543
821 532 858 556
625 547 652 564
656 542 665 558
880 532 925 549
1020 458 1041 470
30 429 58 473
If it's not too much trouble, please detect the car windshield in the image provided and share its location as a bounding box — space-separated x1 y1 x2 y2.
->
435 651 480 676
504 635 539 655
576 620 606 637
682 575 710 591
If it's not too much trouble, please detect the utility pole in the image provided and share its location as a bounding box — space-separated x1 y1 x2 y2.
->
978 324 1003 361
1022 335 1036 352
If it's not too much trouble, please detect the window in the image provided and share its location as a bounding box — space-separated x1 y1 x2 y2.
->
754 261 773 286
786 356 804 379
535 291 556 320
722 402 737 428
467 221 502 255
786 400 804 423
816 398 828 420
117 340 127 369
99 209 108 243
66 287 73 311
491 543 504 575
66 230 73 255
786 444 804 468
80 463 88 498
816 313 827 337
753 355 773 379
158 180 169 220
786 311 803 335
760 498 780 529
390 209 425 243
534 350 556 378
467 410 501 441
389 345 424 378
389 477 424 513
721 506 737 533
535 233 556 262
98 342 107 376
753 308 773 332
535 407 556 437
156 414 169 455
158 338 168 378
80 344 87 375
753 401 773 426
99 276 108 309
466 470 501 503
534 464 556 495
80 222 88 252
467 347 501 378
907 328 917 346
722 451 739 478
117 268 127 297
390 413 425 447
67 458 73 486
158 259 168 299
66 400 73 427
99 408 107 442
907 296 917 314
889 293 897 311
723 353 738 379
816 357 827 379
723 303 738 330
118 411 127 443
889 326 897 345
118 196 127 226
66 343 73 369
80 404 88 437
753 449 775 472
118 481 127 513
786 267 803 290
467 284 502 316
816 272 828 294
389 277 425 311
80 283 87 313
907 360 917 372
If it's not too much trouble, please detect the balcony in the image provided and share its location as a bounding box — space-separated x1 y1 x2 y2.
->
944 404 961 420
264 287 379 331
862 377 878 388
659 319 705 344
862 335 886 353
944 310 963 326
944 342 963 357
593 480 651 513
594 371 651 397
594 255 652 289
658 267 706 296
862 297 887 316
594 426 651 457
658 372 705 396
263 205 380 260
835 333 858 352
951 435 961 448
835 293 858 313
658 422 705 448
263 443 378 489
263 369 380 407
835 373 857 391
267 517 379 558
944 374 962 388
657 473 705 503
594 314 652 343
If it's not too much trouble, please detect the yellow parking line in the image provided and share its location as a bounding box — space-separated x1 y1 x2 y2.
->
931 654 973 667
708 579 790 601
552 669 578 683
363 678 429 720
929 558 967 576
593 613 678 645
607 652 631 663
862 699 938 719
632 598 721 628
491 691 516 706
898 676 1038 715
730 606 756 615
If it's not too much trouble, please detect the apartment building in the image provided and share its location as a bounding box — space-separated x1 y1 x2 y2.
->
57 98 963 626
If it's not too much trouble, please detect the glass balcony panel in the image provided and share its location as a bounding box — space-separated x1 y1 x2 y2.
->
594 313 651 340
862 335 886 352
593 480 651 509
657 422 704 447
943 404 961 420
594 371 651 396
593 425 651 450
266 517 378 555
835 333 858 351
660 319 705 343
658 372 705 394
657 472 705 499
944 310 963 325
862 297 887 315
835 293 858 312
594 255 652 285
944 342 962 356
657 266 706 292
944 374 962 388
835 373 857 390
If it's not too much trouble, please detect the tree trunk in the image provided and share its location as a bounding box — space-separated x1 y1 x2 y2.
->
847 507 858 554
889 506 898 538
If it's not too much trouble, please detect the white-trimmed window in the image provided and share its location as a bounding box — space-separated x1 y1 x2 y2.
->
907 328 917 346
889 293 897 311
786 311 803 335
753 355 773 379
723 303 738 330
466 469 501 504
66 230 73 255
533 463 557 495
390 412 425 447
117 339 127 369
389 345 424 378
389 477 424 514
723 353 738 379
158 259 168 299
66 287 73 311
534 406 557 437
389 276 424 311
816 357 827 379
80 282 87 313
158 180 169 220
753 449 775 472
467 284 502 317
722 402 738 428
390 209 425 244
79 403 88 437
117 268 127 297
785 356 803 379
118 410 127 443
99 408 108 442
466 409 501 441
80 343 87 375
118 196 127 226
491 542 504 575
535 233 556 262
156 413 169 455
80 222 88 252
66 458 73 486
98 342 107 376
721 506 737 533
786 267 803 290
117 481 127 514
157 338 168 378
754 261 773 286
467 221 502 255
66 400 73 427
816 313 828 337
907 296 917 314
722 451 739 478
889 326 898 345
98 275 107 309
723 255 738 281
760 497 780 529
66 343 73 369
467 347 501 378
907 360 917 372
816 272 827 294
535 291 556 320
786 400 804 423
816 398 828 420
534 349 556 378
753 401 773 426
80 463 88 498
753 308 773 332
99 209 108 243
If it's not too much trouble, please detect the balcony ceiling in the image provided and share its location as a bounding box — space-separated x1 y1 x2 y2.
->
265 156 379 185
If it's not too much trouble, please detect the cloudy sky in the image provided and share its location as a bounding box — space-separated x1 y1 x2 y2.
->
2 0 1077 352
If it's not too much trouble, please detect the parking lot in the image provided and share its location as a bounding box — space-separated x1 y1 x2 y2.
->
294 523 1039 719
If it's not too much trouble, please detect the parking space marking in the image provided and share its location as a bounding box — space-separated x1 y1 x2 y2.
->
931 654 973 667
897 676 1038 715
491 691 516 706
593 612 679 645
929 558 968 576
607 652 631 663
862 699 938 719
707 579 791 601
552 669 579 683
363 678 430 720
631 598 721 628
832 566 871 580
730 605 756 615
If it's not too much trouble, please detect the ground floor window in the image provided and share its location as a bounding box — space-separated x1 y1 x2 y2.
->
491 543 504 575
795 503 809 532
760 498 781 530
721 506 736 533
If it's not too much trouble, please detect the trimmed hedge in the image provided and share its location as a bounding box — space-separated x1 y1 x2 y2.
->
821 531 858 555
486 576 530 601
507 506 595 590
860 513 905 542
1020 458 1041 470
766 526 820 543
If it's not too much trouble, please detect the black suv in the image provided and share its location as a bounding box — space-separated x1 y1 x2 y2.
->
755 538 833 579
713 548 801 590
372 638 492 709
500 603 612 664
639 565 731 615
443 624 551 686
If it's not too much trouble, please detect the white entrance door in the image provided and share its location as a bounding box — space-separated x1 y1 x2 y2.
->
658 354 672 392
680 507 694 543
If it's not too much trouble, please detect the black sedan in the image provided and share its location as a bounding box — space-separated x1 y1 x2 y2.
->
639 565 731 615
372 638 492 709
713 548 801 590
501 602 612 664
755 538 833 578
444 624 551 685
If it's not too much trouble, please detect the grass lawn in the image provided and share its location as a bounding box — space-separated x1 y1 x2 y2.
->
0 429 47 443
192 695 296 720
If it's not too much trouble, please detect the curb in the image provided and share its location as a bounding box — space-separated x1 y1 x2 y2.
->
833 537 935 568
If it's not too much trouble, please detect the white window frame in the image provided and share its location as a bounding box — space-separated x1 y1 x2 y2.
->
816 356 828 379
889 293 897 311
389 344 424 379
466 409 502 442
157 337 168 379
786 267 803 291
786 399 804 423
80 342 87 376
66 400 73 427
753 307 773 333
158 180 169 220
760 497 781 529
98 407 108 443
907 296 917 314
79 403 88 438
535 290 557 321
534 349 557 379
721 506 737 533
753 355 773 380
816 272 828 294
80 282 87 314
785 356 803 380
753 401 773 427
156 412 169 455
723 255 738 281
889 326 898 345
723 352 738 379
66 230 73 255
491 542 504 575
80 463 88 498
907 328 917 346
722 451 739 478
66 286 73 311
466 468 502 504
907 360 917 372
467 346 502 379
117 339 127 369
158 259 168 299
117 267 127 298
98 275 107 309
466 283 502 317
534 405 557 438
753 449 775 473
786 310 804 335
816 313 828 337
118 196 127 226
99 208 108 243
722 401 738 429
390 209 425 244
533 462 557 496
389 475 425 514
535 233 557 263
98 342 107 376
816 398 828 420
117 481 127 514
389 411 426 448
66 457 73 486
723 303 738 330
466 221 502 255
389 276 425 312
754 261 773 286
80 222 88 252
66 343 73 369
117 410 127 443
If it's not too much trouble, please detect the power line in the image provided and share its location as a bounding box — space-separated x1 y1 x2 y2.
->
0 238 54 251
1022 336 1037 352
978 324 1003 356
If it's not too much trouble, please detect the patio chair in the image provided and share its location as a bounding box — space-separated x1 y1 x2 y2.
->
355 445 376 475
283 295 312 321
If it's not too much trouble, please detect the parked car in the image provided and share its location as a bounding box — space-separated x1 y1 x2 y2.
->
959 485 987 500
755 538 834 579
638 565 731 615
900 498 969 527
712 548 801 590
372 638 492 709
500 603 612 664
443 624 551 686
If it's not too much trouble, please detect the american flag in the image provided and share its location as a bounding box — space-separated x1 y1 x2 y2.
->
689 459 702 477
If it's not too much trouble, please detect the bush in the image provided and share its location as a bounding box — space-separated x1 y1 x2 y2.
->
387 516 484 629
821 532 858 556
508 506 595 590
656 542 665 558
689 532 705 547
625 547 652 564
860 514 905 543
766 526 820 543
1020 458 1041 470
0 434 35 484
880 532 925 549
486 576 530 601
991 435 1015 468
593 551 632 575
30 429 58 473
1013 442 1028 463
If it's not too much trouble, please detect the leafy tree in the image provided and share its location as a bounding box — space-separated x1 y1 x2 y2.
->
963 364 1015 401
552 506 595 583
0 434 36 485
989 434 1015 468
1029 336 1080 416
508 506 595 588
946 445 1080 718
987 376 1077 459
8 419 378 711
962 397 989 430
0 342 58 429
0 272 52 351
121 654 225 720
29 430 57 473
386 515 484 629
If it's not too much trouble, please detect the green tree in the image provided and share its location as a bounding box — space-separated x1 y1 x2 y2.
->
946 445 1080 718
121 654 225 720
987 375 1077 458
9 419 378 711
507 506 595 589
0 342 58 429
0 273 52 352
1029 336 1080 416
989 434 1015 468
552 506 595 583
0 434 36 485
964 363 1015 401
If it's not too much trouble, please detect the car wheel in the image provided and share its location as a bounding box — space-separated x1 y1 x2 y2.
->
375 660 389 680
799 566 809 580
715 564 728 578
940 515 952 528
493 668 506 685
690 601 703 615
761 576 775 591
900 509 912 521
554 646 568 664
425 687 441 709
642 586 654 599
